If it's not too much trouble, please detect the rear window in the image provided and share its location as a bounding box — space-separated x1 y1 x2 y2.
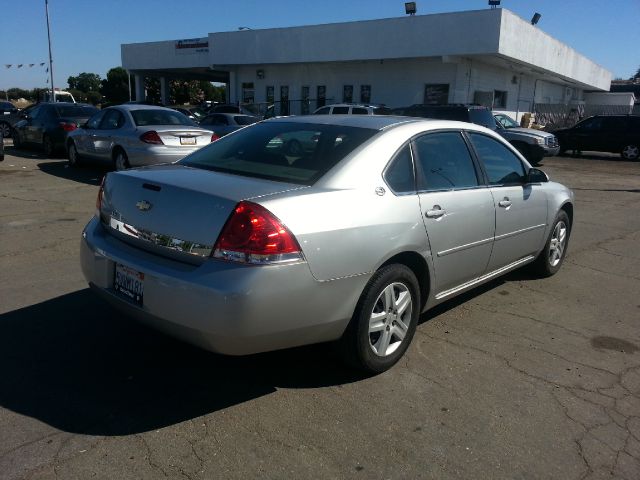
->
180 122 378 185
333 107 350 114
234 115 259 126
468 108 498 130
131 109 196 126
54 105 99 117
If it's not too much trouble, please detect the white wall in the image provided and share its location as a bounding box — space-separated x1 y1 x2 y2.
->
584 92 635 106
122 40 209 70
232 59 457 112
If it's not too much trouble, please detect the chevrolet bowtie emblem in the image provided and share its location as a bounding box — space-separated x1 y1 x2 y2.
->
136 200 152 211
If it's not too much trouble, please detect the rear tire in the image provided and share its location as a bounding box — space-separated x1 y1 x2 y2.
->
531 210 571 277
339 264 420 374
67 142 81 167
621 144 639 161
43 135 54 157
113 149 130 171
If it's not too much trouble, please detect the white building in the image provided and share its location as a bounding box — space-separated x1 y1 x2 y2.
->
121 8 611 120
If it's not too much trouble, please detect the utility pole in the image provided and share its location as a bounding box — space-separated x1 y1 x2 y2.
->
45 0 55 101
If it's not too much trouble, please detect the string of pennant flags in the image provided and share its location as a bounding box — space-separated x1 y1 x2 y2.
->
5 62 51 84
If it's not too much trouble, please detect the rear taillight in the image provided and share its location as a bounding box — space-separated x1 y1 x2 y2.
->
59 121 77 132
96 175 105 216
212 201 303 265
211 133 220 142
140 131 164 144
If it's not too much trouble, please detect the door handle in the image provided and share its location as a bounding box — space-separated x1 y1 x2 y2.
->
425 205 446 218
498 198 512 208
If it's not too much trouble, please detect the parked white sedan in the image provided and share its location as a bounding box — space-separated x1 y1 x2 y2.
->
66 105 215 170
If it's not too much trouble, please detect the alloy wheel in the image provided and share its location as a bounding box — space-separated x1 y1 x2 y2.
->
548 221 567 267
0 122 10 138
115 152 129 170
622 145 639 161
368 282 412 357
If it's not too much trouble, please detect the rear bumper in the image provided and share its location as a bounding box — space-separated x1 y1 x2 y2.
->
80 217 365 355
125 145 206 167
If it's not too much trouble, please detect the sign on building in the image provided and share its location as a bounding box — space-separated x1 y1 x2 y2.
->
175 38 209 55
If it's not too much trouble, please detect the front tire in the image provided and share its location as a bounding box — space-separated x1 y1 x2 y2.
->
340 264 420 373
0 122 10 138
531 210 571 277
621 144 639 161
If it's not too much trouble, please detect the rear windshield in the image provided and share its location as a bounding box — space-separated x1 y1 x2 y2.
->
180 121 378 185
468 109 498 130
55 105 99 117
234 115 259 126
131 109 196 126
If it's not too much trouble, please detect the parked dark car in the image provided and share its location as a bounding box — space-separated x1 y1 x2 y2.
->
397 104 558 164
0 135 4 161
553 115 640 160
0 101 19 138
12 102 99 156
198 113 260 137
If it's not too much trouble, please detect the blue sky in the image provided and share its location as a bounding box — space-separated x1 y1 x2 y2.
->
1 0 639 90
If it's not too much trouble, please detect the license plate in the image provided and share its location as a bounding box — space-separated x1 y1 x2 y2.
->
180 136 196 145
114 263 144 305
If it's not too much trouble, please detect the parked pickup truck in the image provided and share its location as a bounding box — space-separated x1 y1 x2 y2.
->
494 113 560 165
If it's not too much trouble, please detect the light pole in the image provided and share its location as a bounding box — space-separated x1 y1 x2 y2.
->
45 0 55 101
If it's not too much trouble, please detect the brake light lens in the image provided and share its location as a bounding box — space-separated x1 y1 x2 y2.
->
211 133 220 142
96 175 105 216
59 121 77 132
212 201 304 264
140 131 164 144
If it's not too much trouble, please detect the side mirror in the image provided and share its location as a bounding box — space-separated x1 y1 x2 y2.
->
527 168 549 183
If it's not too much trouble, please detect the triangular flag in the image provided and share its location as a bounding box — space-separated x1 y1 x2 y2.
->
40 62 45 66
5 64 11 68
17 64 23 68
29 64 35 67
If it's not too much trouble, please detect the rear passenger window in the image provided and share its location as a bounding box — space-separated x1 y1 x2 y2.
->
384 144 415 193
468 133 526 185
332 107 349 114
413 132 479 191
352 108 368 115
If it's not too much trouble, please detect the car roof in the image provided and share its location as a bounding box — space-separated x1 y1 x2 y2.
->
264 114 497 133
114 104 181 112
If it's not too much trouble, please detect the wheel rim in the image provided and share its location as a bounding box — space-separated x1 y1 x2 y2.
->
68 145 77 164
622 145 639 160
0 123 9 138
115 153 127 170
548 221 567 267
368 282 412 357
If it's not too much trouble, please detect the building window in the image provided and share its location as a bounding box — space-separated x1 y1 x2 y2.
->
301 86 310 115
266 86 274 104
343 85 353 103
424 84 450 105
493 90 507 109
280 86 289 116
242 82 254 104
317 86 326 109
473 91 494 108
360 85 371 104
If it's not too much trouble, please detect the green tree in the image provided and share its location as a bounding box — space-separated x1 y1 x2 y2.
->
67 72 102 93
100 67 131 104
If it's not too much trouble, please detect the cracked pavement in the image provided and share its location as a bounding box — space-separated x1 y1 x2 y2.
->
1 144 639 479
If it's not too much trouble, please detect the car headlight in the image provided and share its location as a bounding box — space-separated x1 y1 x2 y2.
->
535 137 546 145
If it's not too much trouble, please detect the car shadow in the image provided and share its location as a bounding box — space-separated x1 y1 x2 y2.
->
0 289 365 436
4 145 48 160
37 161 109 186
561 151 626 162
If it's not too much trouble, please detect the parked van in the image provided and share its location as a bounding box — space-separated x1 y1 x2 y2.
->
40 90 76 103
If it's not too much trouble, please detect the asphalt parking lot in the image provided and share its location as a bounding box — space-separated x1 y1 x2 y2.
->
1 140 639 480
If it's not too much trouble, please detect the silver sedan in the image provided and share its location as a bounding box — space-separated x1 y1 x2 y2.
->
66 105 214 170
81 115 574 373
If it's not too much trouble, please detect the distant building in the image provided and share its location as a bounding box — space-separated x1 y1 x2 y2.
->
121 8 611 120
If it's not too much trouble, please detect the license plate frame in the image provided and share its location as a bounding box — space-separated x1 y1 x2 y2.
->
114 263 145 306
180 136 197 145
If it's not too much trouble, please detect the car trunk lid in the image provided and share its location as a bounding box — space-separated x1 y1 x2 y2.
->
100 164 306 261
